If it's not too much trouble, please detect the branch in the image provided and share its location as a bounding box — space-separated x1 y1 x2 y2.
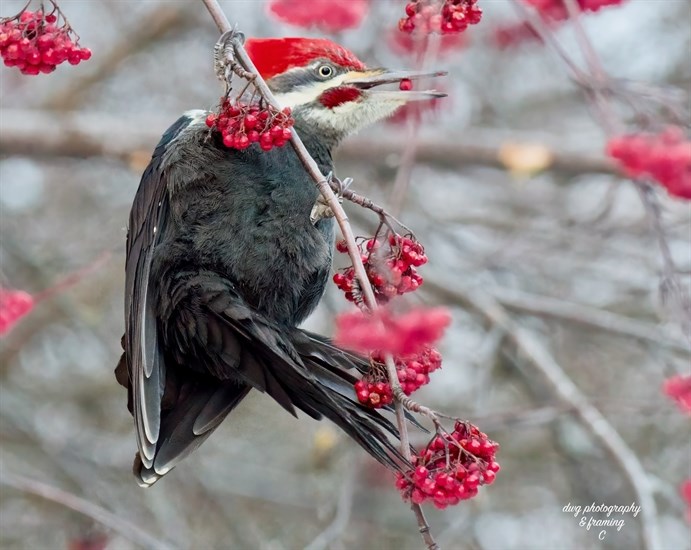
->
0 109 618 176
426 277 662 550
42 5 195 111
199 2 436 547
0 471 174 550
454 284 690 355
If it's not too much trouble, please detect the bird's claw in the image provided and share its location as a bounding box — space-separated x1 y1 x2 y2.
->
214 27 245 87
325 171 353 197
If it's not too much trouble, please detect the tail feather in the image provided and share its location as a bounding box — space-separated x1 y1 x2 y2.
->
134 379 250 487
287 329 409 471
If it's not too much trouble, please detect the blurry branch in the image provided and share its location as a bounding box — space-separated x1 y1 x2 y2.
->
0 109 617 175
42 5 196 111
0 471 175 550
486 286 691 354
0 239 117 370
427 276 661 550
388 34 442 216
424 277 689 354
33 250 112 303
304 460 357 550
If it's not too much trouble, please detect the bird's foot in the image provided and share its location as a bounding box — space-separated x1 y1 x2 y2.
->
310 195 335 225
325 171 353 197
214 27 248 88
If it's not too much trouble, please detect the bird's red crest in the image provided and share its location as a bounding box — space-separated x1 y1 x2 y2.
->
245 37 366 80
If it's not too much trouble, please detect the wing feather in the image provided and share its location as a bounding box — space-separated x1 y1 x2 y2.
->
124 115 194 470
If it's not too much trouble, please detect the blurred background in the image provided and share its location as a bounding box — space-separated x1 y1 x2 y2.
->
0 0 690 549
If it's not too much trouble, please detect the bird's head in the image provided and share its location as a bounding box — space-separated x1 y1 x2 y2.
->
245 37 445 146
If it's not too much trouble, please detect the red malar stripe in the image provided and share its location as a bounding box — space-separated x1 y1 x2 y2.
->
319 86 362 108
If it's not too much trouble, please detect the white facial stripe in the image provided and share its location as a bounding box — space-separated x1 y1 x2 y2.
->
301 96 406 136
273 72 351 109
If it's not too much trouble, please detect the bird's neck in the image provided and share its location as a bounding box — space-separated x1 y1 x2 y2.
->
293 119 340 165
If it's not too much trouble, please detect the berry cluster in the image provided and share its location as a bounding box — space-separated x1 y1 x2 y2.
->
607 127 691 200
372 346 442 396
206 99 294 151
524 0 624 21
0 9 91 75
353 345 442 408
333 233 427 305
0 289 34 335
399 0 482 35
396 421 500 509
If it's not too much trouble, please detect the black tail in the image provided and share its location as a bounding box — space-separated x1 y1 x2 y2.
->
116 350 251 487
286 329 408 471
133 380 251 487
116 311 408 485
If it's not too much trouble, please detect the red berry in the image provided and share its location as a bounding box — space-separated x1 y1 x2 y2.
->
243 114 258 130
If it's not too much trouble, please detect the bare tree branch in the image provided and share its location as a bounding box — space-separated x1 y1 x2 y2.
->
0 470 175 550
304 460 357 550
457 284 690 355
0 109 618 176
513 0 691 339
42 5 196 111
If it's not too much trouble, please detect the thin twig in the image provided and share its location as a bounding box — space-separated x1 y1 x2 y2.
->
441 283 690 355
0 109 619 175
0 471 174 550
388 32 441 216
199 1 436 547
336 183 415 236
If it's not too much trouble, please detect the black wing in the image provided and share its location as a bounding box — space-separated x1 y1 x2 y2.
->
158 271 407 473
122 115 194 474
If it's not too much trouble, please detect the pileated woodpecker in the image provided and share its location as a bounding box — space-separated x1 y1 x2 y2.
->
115 37 444 486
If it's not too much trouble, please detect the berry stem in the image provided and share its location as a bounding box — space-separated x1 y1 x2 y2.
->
331 179 416 237
0 0 32 24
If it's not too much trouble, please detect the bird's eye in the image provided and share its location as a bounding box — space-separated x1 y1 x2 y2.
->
318 65 334 78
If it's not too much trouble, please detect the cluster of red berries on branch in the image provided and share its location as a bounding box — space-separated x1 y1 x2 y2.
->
396 421 500 508
0 289 34 335
206 99 295 151
523 0 625 21
333 233 427 306
353 345 442 408
375 346 443 396
606 127 691 200
399 0 482 35
0 8 91 75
